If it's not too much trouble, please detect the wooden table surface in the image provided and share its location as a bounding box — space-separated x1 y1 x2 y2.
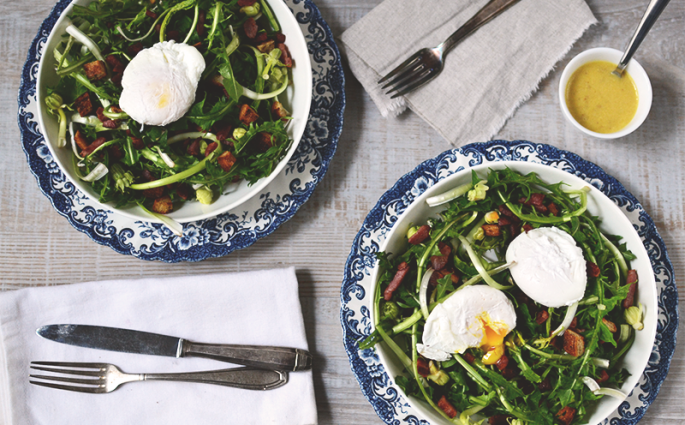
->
2 0 684 423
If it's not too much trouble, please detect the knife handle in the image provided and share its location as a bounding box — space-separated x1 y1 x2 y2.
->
143 367 288 391
182 341 313 371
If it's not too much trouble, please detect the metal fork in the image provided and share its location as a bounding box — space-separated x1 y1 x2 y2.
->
379 0 521 98
29 362 288 393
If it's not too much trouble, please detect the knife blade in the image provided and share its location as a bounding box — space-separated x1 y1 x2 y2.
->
37 324 313 372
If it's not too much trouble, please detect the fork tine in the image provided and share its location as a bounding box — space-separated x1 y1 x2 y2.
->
29 380 105 394
30 374 104 386
30 365 103 377
378 52 423 84
389 70 436 99
381 62 425 91
31 361 108 368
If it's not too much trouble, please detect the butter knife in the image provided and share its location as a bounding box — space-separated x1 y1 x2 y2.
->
37 324 312 372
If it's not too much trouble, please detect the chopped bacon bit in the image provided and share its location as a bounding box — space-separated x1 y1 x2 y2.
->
176 184 193 201
141 169 155 182
238 0 257 5
257 40 275 53
152 196 173 214
196 10 206 37
145 9 158 19
408 225 430 245
463 352 475 364
111 72 123 87
518 196 532 206
482 224 501 237
244 17 258 39
239 103 260 125
383 262 410 301
109 144 123 160
495 354 509 371
510 223 520 237
538 377 552 392
416 358 430 377
623 269 639 308
187 138 201 156
534 204 548 214
167 30 180 42
501 366 517 380
563 329 585 357
556 406 577 425
204 142 218 157
430 255 449 271
548 202 559 216
96 107 107 122
126 131 145 150
488 415 511 425
530 193 545 206
277 42 293 67
105 55 125 73
83 60 107 81
255 32 268 43
536 310 549 324
437 396 457 419
80 137 106 157
438 242 451 257
74 93 94 117
254 132 274 152
213 121 232 142
217 151 237 173
597 370 609 384
602 318 618 333
128 42 144 56
551 336 564 351
587 261 601 278
523 223 533 233
569 317 578 330
275 33 286 43
73 130 90 150
498 216 512 227
142 187 165 199
451 274 460 284
498 204 515 217
271 101 289 121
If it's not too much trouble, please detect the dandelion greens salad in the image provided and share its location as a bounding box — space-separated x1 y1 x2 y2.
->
45 0 296 218
361 168 643 425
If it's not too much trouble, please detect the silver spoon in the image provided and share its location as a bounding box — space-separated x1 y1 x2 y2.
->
613 0 671 77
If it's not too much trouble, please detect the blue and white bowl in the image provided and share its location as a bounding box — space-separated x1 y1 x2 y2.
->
341 141 677 425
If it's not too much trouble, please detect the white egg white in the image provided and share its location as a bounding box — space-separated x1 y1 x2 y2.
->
506 226 587 308
119 41 205 126
417 285 517 362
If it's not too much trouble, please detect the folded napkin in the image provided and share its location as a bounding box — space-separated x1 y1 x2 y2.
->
0 268 316 425
340 0 596 145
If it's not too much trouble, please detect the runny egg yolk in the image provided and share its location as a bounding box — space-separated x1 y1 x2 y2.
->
476 314 508 365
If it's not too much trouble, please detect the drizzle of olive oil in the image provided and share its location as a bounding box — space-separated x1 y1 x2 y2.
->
565 61 639 134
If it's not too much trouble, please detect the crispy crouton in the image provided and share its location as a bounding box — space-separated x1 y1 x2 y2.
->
555 406 576 425
271 101 289 121
73 130 90 150
217 151 237 173
74 93 94 117
105 55 125 73
83 60 107 81
482 224 501 237
152 196 173 214
602 318 618 333
563 329 585 357
238 104 259 125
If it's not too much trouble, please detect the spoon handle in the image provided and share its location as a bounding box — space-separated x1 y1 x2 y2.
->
616 0 671 75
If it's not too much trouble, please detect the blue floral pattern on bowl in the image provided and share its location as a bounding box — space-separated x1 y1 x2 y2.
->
18 0 344 262
341 141 677 425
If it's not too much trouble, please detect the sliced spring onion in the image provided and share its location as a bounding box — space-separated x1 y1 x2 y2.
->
581 377 627 400
81 163 108 182
137 203 184 237
419 269 434 319
376 324 412 370
155 147 176 168
65 23 104 63
619 324 632 343
426 182 473 207
116 9 169 42
130 159 208 190
600 233 628 279
242 73 288 100
555 302 579 337
260 0 280 31
592 357 610 368
183 4 200 44
167 132 219 144
458 235 512 290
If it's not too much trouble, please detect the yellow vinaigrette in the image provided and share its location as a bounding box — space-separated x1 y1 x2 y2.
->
565 61 639 134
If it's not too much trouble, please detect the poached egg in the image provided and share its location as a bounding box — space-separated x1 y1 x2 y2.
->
506 227 587 307
119 41 205 126
417 285 517 362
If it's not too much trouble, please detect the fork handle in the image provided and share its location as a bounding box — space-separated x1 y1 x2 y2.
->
441 0 521 54
143 367 288 390
182 341 313 372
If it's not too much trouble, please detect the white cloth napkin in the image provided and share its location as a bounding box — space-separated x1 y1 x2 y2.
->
340 0 596 145
0 268 316 425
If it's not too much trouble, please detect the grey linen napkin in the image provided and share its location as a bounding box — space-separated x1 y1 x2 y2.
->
340 0 596 145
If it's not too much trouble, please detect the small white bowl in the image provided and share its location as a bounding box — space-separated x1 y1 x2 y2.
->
36 0 312 224
559 47 652 139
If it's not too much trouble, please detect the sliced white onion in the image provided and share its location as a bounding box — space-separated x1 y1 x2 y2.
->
591 357 610 368
554 302 579 337
426 182 473 207
167 132 219 144
419 269 435 319
71 113 100 127
192 183 204 190
458 235 511 290
155 147 175 168
65 23 105 62
582 377 627 400
582 376 600 392
81 163 108 182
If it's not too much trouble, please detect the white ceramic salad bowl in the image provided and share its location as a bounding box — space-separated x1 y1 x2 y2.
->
36 0 312 223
